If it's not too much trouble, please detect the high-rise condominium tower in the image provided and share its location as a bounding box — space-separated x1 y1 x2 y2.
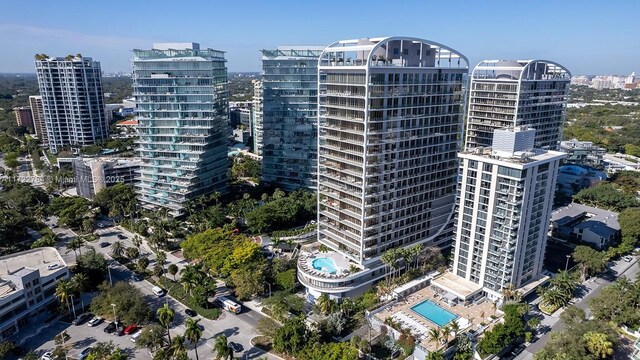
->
35 55 108 153
29 96 47 143
259 47 324 190
444 127 565 302
133 43 229 216
13 107 33 132
251 80 263 156
465 60 570 150
297 37 468 300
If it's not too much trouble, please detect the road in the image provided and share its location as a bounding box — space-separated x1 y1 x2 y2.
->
516 256 640 360
36 218 277 359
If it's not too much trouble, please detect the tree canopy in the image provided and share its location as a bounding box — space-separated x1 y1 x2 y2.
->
90 282 153 324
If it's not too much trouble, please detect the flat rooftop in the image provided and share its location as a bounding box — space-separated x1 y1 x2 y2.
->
0 247 67 278
431 272 482 299
550 202 620 237
459 147 566 166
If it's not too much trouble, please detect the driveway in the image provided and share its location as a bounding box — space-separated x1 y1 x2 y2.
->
42 219 277 359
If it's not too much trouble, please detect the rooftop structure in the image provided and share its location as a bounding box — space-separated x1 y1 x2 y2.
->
550 202 620 249
465 60 571 150
559 138 606 166
447 128 566 301
299 36 468 300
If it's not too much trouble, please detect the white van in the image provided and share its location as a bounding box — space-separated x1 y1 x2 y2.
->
131 329 143 343
152 286 165 296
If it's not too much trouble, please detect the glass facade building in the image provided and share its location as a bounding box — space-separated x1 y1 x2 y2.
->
259 47 324 190
465 60 571 151
133 43 229 216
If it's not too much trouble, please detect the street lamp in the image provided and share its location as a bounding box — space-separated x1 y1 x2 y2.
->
108 264 113 286
565 255 571 271
265 282 272 298
111 303 117 323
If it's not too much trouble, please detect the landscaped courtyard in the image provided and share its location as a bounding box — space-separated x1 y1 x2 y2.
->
373 286 500 353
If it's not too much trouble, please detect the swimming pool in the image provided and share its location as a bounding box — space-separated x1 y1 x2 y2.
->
411 299 458 327
312 257 338 274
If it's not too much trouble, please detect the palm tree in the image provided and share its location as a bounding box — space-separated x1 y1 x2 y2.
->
169 335 187 360
71 273 88 294
132 235 143 250
109 348 127 360
426 349 445 360
156 250 167 266
180 264 206 296
156 303 175 343
184 318 203 360
210 191 221 206
316 293 333 315
448 321 460 338
111 240 124 258
381 250 394 285
492 302 497 316
501 283 516 301
54 279 74 315
168 264 179 281
583 331 614 358
125 246 139 260
428 328 442 350
441 324 452 345
66 236 85 259
413 243 424 269
213 335 232 360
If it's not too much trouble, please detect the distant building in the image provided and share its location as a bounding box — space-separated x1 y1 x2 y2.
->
28 96 46 143
602 153 640 173
0 248 69 341
259 46 324 190
251 80 263 156
550 203 620 249
556 164 606 199
465 60 571 150
34 54 109 153
441 128 565 302
559 139 606 166
232 128 250 145
72 157 141 198
13 107 33 132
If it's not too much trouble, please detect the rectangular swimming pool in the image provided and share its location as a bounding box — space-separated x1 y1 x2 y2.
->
411 299 458 327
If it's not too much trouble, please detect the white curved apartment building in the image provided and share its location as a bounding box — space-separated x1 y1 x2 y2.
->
298 37 468 300
465 60 571 151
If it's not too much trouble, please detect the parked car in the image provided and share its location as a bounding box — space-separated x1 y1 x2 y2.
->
78 347 93 360
228 342 243 352
113 322 126 336
184 309 197 317
104 322 116 333
124 324 139 335
131 329 143 343
87 317 103 327
623 255 633 262
130 273 143 282
99 242 110 248
72 313 92 326
41 352 53 360
152 286 165 296
117 234 127 240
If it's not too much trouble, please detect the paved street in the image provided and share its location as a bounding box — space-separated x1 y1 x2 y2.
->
34 219 278 359
516 257 640 360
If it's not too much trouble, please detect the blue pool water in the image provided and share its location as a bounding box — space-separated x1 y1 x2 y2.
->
312 257 338 274
411 299 458 327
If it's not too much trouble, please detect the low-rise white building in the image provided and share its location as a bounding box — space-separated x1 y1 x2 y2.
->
0 248 70 340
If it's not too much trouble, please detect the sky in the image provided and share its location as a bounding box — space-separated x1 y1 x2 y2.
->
0 0 638 75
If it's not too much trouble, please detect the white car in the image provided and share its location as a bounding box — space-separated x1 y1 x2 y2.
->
623 256 633 262
87 316 103 327
131 329 143 343
41 353 53 360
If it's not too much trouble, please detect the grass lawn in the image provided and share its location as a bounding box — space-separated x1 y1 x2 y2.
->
152 276 221 320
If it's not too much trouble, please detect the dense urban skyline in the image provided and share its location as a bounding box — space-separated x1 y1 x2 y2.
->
0 0 638 75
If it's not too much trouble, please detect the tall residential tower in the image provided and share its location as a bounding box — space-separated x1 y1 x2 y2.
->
133 43 229 216
298 37 468 300
259 47 324 190
465 60 570 150
438 127 565 302
28 96 47 144
34 55 108 153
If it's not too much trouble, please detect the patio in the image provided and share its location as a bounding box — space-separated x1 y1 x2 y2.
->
374 287 499 353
